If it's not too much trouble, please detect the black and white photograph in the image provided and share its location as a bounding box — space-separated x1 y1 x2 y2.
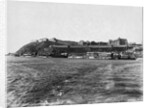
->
6 1 143 107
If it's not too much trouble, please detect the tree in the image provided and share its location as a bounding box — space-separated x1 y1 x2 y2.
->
91 41 97 45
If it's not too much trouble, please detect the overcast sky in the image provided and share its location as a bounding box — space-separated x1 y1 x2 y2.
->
7 1 143 53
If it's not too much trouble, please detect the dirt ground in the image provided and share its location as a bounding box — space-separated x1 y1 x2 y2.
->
6 56 143 107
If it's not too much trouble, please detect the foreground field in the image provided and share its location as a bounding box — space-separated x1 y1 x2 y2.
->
7 56 143 107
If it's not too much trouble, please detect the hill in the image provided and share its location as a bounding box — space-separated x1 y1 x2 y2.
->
15 38 78 56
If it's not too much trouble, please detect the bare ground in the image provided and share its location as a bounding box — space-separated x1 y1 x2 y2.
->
6 56 143 107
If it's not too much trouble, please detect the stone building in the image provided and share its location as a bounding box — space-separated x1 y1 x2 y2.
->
109 37 128 46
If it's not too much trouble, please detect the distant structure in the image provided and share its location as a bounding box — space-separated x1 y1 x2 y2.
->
38 38 49 42
16 37 141 58
49 37 57 42
78 40 85 45
109 37 128 46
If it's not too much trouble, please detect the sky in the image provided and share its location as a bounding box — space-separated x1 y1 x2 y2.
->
7 1 143 53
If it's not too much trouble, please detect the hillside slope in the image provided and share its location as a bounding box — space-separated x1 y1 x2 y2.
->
15 38 78 56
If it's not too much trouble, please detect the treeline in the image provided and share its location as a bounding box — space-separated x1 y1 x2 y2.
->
79 41 108 46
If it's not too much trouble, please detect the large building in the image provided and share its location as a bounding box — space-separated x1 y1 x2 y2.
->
109 37 128 46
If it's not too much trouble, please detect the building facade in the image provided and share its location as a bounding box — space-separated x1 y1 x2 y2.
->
109 37 128 46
